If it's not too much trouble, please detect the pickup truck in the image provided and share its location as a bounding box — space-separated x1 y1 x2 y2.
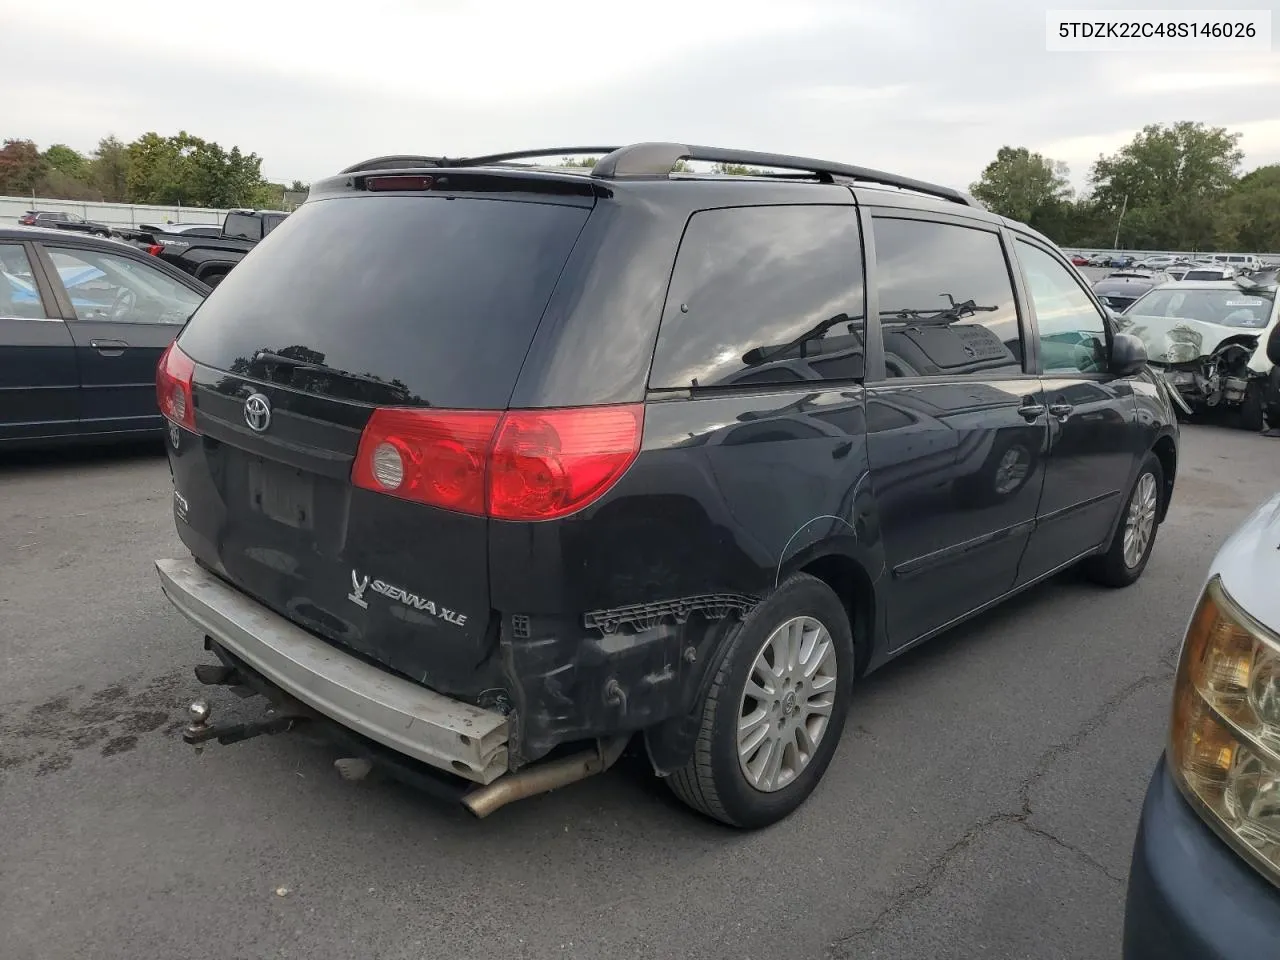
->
125 209 289 287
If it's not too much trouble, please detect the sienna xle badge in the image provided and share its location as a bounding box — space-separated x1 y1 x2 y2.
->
155 143 1178 827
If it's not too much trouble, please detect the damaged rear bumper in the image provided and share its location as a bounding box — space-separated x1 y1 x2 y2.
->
155 557 510 784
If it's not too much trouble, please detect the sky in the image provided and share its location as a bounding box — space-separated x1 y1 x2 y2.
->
3 0 1278 192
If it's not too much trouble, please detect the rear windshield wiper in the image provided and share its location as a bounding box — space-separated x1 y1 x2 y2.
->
253 350 389 388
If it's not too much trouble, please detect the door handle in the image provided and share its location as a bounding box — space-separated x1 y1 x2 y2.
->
1048 402 1074 420
90 338 129 356
1017 402 1046 422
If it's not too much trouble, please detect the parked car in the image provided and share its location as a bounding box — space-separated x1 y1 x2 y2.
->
18 210 115 238
1070 253 1091 266
1118 279 1274 425
153 142 1179 828
1123 489 1280 958
0 226 209 447
1136 255 1179 271
1093 271 1171 313
133 208 289 287
1206 253 1262 275
1182 265 1237 282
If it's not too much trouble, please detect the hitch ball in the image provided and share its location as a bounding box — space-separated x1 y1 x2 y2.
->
188 699 212 724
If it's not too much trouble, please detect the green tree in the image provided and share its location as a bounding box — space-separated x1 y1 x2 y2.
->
711 162 766 176
42 144 88 180
969 146 1072 224
1216 165 1280 252
89 136 130 202
1090 122 1242 249
125 131 271 207
0 139 45 195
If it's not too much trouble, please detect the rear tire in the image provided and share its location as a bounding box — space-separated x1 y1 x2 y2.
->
1082 453 1163 588
666 573 853 829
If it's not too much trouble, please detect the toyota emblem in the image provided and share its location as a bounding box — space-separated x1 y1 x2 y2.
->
243 393 272 433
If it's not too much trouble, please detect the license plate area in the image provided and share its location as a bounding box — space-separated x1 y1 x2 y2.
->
247 458 314 530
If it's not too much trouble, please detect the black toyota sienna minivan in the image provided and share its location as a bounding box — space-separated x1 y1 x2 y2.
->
155 143 1179 828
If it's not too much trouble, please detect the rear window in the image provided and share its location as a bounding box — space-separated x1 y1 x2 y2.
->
222 212 262 242
177 194 590 408
1183 270 1222 280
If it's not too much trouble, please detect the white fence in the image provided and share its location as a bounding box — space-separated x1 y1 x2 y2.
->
1061 247 1278 262
0 195 230 230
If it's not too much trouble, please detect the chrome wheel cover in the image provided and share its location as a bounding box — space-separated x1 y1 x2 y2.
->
1123 472 1158 568
737 615 838 793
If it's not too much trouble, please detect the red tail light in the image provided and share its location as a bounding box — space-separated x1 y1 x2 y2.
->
351 404 644 520
157 342 199 432
487 406 644 520
146 244 163 256
352 409 502 514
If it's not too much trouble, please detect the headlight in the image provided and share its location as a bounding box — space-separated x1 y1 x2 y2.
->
1170 576 1280 887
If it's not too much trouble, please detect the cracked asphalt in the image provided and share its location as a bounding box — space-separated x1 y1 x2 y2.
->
1 423 1274 960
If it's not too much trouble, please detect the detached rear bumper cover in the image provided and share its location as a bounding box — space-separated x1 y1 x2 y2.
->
155 558 509 784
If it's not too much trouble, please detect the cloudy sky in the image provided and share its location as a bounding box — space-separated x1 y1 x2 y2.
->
3 0 1278 192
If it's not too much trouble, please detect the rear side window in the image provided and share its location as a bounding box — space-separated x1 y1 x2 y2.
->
649 205 865 390
873 217 1023 378
178 195 590 408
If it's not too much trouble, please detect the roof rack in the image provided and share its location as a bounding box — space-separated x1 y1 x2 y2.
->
341 148 619 176
339 142 977 208
591 142 978 207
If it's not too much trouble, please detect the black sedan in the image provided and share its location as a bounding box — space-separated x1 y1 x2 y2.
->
0 226 210 447
1093 271 1169 313
18 210 116 238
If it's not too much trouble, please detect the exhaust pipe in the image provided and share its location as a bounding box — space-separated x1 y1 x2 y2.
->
461 736 628 818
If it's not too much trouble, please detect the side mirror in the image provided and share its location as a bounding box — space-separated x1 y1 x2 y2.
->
1111 331 1147 377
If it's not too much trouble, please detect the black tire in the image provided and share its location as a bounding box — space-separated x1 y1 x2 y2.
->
204 271 227 289
1082 452 1163 588
666 573 854 829
1241 380 1266 432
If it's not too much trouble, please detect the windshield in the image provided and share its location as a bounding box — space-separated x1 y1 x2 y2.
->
1128 287 1274 327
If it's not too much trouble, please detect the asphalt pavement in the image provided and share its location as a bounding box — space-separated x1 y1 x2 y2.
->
1 424 1275 960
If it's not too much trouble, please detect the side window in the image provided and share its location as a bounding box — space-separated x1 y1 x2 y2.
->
872 217 1024 379
1014 240 1108 374
47 248 204 325
649 205 866 390
0 244 49 319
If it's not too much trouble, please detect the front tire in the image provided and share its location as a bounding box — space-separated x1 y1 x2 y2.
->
1241 380 1265 432
1082 453 1163 588
667 573 853 828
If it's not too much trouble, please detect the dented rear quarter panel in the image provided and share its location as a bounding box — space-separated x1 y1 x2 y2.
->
486 387 884 766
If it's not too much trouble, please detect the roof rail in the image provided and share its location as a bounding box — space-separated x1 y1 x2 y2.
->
339 143 976 207
340 148 620 176
591 142 978 207
455 147 621 167
340 155 448 174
